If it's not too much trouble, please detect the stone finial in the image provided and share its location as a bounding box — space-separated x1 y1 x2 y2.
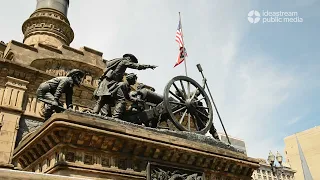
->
22 0 74 47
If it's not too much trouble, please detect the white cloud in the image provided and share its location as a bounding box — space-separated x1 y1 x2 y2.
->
287 116 302 125
218 56 299 158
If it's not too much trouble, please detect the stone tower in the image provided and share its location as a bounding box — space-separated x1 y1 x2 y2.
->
22 0 74 47
0 0 104 170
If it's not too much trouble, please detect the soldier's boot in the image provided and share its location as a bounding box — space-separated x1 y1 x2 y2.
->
210 125 220 140
100 104 112 117
112 101 126 119
43 104 54 120
92 97 104 114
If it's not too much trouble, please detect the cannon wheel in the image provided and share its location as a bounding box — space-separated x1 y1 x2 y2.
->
163 76 213 134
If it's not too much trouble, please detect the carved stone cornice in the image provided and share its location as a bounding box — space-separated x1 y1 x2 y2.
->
5 76 29 90
22 9 74 46
13 112 260 179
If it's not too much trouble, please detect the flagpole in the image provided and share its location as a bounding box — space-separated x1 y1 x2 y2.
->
179 12 188 77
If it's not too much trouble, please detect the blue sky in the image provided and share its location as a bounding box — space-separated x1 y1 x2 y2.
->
0 0 319 160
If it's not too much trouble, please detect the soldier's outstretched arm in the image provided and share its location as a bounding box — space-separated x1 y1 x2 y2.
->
124 60 157 70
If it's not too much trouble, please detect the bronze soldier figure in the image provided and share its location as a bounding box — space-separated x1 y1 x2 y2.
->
36 69 85 120
92 53 157 115
112 73 141 118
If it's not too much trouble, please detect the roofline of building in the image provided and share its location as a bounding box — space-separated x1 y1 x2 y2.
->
284 125 320 140
258 163 297 173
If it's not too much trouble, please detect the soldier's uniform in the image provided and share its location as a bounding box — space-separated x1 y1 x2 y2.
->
92 54 155 116
36 69 84 120
94 73 138 119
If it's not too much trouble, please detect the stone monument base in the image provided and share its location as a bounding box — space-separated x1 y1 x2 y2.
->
13 111 259 180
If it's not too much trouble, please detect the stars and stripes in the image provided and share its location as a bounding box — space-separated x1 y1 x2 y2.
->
175 20 184 47
174 19 188 67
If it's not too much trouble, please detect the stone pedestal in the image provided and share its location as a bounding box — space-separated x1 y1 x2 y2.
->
13 111 259 179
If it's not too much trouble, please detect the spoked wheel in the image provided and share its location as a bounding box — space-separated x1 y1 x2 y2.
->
163 76 213 134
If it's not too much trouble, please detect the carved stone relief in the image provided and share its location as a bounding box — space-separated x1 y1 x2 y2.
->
147 163 204 180
15 117 43 147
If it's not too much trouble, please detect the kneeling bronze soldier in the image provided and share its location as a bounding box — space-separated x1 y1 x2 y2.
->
36 69 85 120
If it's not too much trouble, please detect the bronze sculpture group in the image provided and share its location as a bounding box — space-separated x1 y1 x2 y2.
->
36 53 219 140
92 53 156 118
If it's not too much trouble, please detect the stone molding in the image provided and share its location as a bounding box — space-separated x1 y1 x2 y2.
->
0 168 94 180
29 8 70 24
22 8 74 46
0 76 29 111
3 40 105 80
5 76 29 91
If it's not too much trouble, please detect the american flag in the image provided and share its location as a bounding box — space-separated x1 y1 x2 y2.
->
174 19 188 67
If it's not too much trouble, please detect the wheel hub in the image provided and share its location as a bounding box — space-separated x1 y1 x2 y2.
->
185 99 196 109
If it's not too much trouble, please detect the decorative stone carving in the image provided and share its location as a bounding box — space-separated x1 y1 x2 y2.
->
147 163 204 180
16 117 43 146
1 76 29 111
22 8 74 47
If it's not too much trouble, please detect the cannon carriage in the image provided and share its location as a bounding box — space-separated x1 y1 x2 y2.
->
121 75 214 135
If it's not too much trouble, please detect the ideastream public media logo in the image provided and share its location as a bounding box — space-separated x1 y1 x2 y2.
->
248 10 303 24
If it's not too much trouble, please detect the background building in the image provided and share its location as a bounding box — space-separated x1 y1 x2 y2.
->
218 132 247 155
217 133 296 180
284 126 320 180
251 158 295 180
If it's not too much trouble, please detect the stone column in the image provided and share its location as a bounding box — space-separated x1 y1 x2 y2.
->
0 76 28 168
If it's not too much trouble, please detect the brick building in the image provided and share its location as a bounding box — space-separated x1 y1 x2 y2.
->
284 126 320 180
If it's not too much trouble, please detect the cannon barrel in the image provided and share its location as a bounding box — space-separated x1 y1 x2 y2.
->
139 89 163 104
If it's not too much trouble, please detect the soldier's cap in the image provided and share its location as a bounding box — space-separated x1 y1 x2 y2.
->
67 69 85 78
126 73 137 80
123 53 138 63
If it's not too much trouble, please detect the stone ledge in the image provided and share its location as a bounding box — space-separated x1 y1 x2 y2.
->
12 111 259 179
37 43 62 54
0 168 95 180
4 40 105 71
15 111 249 160
48 163 145 180
80 46 103 57
60 45 84 55
10 40 38 52
0 162 14 169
